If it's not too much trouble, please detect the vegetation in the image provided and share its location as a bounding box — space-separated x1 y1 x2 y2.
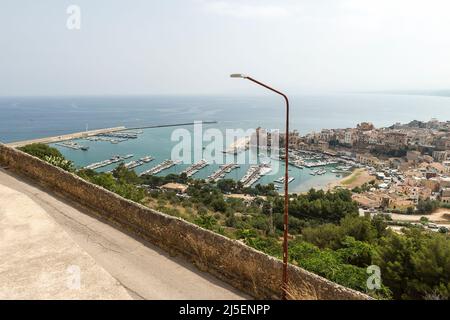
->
19 143 64 160
78 165 145 203
416 198 440 215
282 189 358 223
352 181 376 194
19 143 74 172
374 229 450 299
24 143 450 300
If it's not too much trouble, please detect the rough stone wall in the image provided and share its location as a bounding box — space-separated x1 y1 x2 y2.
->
0 143 371 300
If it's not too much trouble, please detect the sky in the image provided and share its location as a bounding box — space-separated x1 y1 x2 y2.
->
1 0 450 96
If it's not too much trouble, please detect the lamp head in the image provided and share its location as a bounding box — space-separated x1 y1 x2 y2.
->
230 74 248 79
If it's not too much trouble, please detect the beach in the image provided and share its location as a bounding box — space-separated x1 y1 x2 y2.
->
326 168 374 190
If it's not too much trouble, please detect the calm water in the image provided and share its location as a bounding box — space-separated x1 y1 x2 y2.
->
2 94 450 192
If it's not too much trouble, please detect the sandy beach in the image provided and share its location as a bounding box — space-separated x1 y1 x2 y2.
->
326 168 375 190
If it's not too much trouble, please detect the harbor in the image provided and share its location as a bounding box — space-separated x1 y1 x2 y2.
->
38 125 351 193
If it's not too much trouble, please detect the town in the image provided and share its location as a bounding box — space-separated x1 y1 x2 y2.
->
260 119 449 228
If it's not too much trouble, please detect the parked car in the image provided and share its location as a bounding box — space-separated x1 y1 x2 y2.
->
438 226 449 234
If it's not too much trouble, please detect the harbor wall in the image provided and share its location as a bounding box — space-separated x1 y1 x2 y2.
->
7 127 127 148
0 143 371 300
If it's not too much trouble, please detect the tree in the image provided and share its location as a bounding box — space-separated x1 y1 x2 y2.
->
302 215 382 250
287 189 358 223
217 179 236 193
211 198 227 213
416 199 439 214
112 163 141 185
77 169 145 203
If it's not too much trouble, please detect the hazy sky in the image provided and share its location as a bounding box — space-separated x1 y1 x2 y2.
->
1 0 450 96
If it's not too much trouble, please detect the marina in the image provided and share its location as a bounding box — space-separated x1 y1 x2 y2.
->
139 159 181 176
182 159 208 177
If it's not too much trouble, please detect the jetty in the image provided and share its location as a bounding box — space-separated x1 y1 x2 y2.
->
84 154 134 170
139 159 181 176
274 176 295 184
240 164 272 188
303 160 339 168
182 159 208 177
124 155 154 170
207 163 240 182
55 141 89 151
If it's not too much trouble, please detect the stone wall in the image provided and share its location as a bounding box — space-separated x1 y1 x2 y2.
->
0 143 371 300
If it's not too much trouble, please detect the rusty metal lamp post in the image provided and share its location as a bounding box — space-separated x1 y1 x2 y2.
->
230 74 290 300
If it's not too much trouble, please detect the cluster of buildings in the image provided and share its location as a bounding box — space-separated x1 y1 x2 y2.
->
275 119 450 210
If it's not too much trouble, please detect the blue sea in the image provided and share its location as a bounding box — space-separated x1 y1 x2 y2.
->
1 94 450 192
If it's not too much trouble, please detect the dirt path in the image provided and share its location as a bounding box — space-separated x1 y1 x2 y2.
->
391 209 450 224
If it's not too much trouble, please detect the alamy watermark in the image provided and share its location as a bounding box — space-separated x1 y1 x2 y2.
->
66 5 81 30
366 265 382 290
170 121 280 174
66 264 81 290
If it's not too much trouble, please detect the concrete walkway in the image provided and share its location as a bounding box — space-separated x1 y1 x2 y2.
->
0 173 131 299
0 168 248 300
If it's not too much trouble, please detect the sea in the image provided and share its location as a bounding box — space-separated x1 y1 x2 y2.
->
1 94 450 192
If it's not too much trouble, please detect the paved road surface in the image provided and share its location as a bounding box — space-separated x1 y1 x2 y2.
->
0 168 248 300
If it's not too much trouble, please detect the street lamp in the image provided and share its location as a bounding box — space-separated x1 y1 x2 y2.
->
230 74 290 300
